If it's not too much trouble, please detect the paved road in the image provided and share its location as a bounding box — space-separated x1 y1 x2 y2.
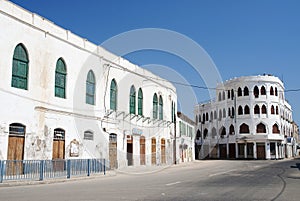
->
0 158 299 201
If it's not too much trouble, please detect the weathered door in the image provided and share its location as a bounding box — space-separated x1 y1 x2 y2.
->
140 136 145 165
229 144 236 159
161 138 166 164
151 138 156 165
52 128 65 171
257 144 266 159
127 135 133 166
219 144 227 159
109 134 118 169
7 123 25 175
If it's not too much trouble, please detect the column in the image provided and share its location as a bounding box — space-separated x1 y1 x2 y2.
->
253 142 257 159
275 142 279 159
244 143 247 159
235 143 239 158
226 143 229 159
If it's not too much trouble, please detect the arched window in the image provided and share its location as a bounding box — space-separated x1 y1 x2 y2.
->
231 89 234 100
232 107 235 117
12 44 29 90
219 110 222 120
254 86 259 98
261 105 267 114
254 105 260 114
212 127 217 138
222 91 225 100
159 95 163 120
240 123 250 134
153 93 158 119
218 92 221 101
270 86 274 95
129 85 136 114
202 113 205 123
195 115 198 123
223 108 226 118
228 108 231 117
227 90 231 99
229 125 235 135
198 114 201 123
210 111 213 121
86 70 95 105
243 105 249 114
261 86 266 95
244 87 249 96
138 88 143 116
275 87 278 96
272 124 280 134
55 58 66 98
220 127 226 136
238 87 242 97
276 106 279 115
256 123 266 133
204 129 208 139
196 130 201 139
238 106 243 115
271 105 275 114
206 112 209 121
110 79 117 111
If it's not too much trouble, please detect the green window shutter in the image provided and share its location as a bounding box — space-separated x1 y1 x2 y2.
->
86 70 95 105
110 79 117 110
159 95 163 120
153 93 158 119
138 88 143 116
55 58 66 98
11 44 28 90
129 85 136 114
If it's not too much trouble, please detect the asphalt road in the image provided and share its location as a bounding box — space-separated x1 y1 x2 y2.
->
0 158 299 201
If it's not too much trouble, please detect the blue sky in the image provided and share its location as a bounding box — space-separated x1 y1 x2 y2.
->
9 0 300 123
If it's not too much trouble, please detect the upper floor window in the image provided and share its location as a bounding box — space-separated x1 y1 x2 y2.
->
238 106 243 115
153 93 158 119
12 44 29 90
254 105 260 114
270 86 274 95
229 124 235 135
159 95 163 120
214 111 217 119
222 91 225 100
261 86 266 95
231 89 234 100
256 123 266 133
237 87 242 97
223 108 226 118
244 105 250 114
244 87 249 96
275 87 278 96
110 79 117 111
218 92 221 101
227 90 230 99
86 70 95 105
129 85 136 114
272 124 280 134
55 58 67 98
276 106 279 115
240 123 250 134
271 105 275 114
254 86 259 98
138 88 143 116
261 105 267 114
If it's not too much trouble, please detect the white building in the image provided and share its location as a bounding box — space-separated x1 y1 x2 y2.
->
0 0 177 169
195 75 294 160
175 112 195 164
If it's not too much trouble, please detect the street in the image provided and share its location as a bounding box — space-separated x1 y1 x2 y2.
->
0 158 299 201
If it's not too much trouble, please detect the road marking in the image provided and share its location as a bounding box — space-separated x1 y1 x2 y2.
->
166 181 181 186
209 169 237 177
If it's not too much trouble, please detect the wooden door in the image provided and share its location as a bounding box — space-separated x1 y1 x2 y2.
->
109 134 118 169
7 136 24 175
161 139 166 164
257 144 266 159
52 128 65 171
219 144 227 159
229 144 236 159
151 138 156 165
140 136 146 165
127 136 133 166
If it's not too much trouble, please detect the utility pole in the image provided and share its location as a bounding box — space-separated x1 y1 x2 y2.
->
173 113 177 164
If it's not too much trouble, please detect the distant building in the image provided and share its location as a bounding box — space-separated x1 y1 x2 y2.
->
175 112 195 163
0 1 177 169
194 75 294 160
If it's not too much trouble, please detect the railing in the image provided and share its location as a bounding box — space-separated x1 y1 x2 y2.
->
0 159 107 183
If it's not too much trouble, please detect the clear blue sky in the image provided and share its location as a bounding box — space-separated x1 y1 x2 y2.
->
9 0 300 123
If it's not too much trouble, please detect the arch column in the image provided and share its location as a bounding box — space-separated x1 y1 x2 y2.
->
253 142 257 159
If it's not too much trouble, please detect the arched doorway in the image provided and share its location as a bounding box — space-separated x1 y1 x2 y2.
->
52 128 65 171
161 138 166 164
127 135 133 166
151 137 156 165
7 123 25 175
140 136 145 165
109 134 118 169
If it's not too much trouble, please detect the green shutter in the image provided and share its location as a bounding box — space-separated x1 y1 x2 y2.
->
86 70 95 105
110 79 117 110
138 88 143 116
129 85 136 114
153 94 158 119
159 95 163 120
55 58 66 98
11 44 28 90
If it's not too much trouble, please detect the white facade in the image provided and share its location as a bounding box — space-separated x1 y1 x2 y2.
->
195 75 294 160
0 1 177 169
175 112 195 164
